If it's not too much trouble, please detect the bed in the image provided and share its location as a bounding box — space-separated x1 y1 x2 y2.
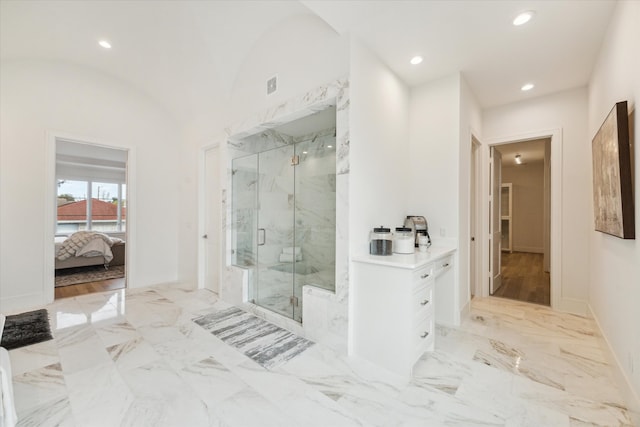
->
55 232 125 270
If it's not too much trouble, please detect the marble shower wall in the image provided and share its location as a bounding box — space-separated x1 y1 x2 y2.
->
223 78 350 353
294 128 336 291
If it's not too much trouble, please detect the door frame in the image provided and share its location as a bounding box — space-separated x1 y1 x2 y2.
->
489 146 503 295
198 142 222 291
45 131 134 303
479 128 562 309
470 136 482 298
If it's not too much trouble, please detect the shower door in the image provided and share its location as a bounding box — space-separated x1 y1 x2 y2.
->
255 145 296 319
231 127 336 323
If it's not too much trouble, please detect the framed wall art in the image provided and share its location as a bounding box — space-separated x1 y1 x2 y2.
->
592 101 635 239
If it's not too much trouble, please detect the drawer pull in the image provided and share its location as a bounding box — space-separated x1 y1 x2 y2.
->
420 273 430 279
420 299 429 306
442 263 449 268
420 331 429 339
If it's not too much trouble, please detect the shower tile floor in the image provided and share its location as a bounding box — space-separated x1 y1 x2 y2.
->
7 283 635 426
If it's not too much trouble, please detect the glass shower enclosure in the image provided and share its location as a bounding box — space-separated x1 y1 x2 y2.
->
231 120 336 322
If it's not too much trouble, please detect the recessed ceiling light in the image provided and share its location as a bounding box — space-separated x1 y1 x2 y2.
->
513 11 534 26
327 145 333 148
410 56 423 65
521 83 535 91
98 40 112 49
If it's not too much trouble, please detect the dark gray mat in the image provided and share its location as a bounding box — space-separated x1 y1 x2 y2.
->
193 307 314 369
1 309 53 350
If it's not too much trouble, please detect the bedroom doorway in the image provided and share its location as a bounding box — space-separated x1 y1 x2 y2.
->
54 139 128 299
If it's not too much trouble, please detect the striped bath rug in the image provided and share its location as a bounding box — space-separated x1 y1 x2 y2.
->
193 307 314 369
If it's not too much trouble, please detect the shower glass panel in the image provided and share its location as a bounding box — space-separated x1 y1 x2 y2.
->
231 112 336 323
231 155 258 272
294 131 336 293
256 145 295 319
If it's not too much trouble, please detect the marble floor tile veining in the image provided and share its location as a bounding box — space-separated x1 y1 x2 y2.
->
7 283 634 427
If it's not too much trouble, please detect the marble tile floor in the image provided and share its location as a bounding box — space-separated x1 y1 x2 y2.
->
7 283 635 426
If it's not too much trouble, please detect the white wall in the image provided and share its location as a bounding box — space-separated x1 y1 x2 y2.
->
0 59 181 311
228 14 349 126
587 0 640 412
408 74 460 239
408 73 481 322
349 38 410 254
483 87 590 305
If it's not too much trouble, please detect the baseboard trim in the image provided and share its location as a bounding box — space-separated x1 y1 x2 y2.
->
512 246 544 254
588 304 640 423
555 297 588 316
460 299 471 319
0 292 47 314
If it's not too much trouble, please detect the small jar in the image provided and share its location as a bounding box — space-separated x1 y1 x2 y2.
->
418 235 430 253
393 227 414 254
370 226 393 256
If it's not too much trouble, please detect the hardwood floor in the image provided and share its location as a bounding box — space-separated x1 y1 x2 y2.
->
54 277 126 299
493 251 550 306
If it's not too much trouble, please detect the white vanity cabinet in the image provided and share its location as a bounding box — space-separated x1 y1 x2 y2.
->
352 248 455 377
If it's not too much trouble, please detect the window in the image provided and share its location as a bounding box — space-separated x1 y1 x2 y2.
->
57 179 126 234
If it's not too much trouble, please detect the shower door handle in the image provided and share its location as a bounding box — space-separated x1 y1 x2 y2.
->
258 228 266 246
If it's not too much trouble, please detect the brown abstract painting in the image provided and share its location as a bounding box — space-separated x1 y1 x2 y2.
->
592 101 635 239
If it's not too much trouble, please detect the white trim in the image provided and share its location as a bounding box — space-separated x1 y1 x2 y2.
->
588 304 640 421
512 246 544 254
0 292 48 313
481 128 563 310
45 131 135 302
470 135 483 299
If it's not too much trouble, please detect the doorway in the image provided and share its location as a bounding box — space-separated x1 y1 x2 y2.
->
492 139 551 305
54 139 128 298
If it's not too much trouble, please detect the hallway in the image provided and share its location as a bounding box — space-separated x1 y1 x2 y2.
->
493 252 550 306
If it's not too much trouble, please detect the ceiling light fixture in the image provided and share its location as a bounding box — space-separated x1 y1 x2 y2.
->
327 145 333 149
513 11 534 26
521 83 535 91
410 56 423 65
515 154 522 165
98 40 112 49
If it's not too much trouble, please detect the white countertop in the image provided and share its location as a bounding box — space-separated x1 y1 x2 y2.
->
352 246 456 270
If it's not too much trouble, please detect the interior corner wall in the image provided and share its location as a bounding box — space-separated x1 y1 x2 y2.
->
458 75 483 313
482 87 590 306
0 59 181 311
587 0 640 411
408 74 461 242
349 38 410 256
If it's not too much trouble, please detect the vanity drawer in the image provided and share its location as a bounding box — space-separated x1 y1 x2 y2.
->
434 256 453 277
412 316 434 359
412 283 434 319
413 264 434 287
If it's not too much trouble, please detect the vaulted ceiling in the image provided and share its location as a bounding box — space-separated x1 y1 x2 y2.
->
1 0 616 126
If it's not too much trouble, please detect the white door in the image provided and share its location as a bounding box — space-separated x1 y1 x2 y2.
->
470 139 479 297
489 147 502 294
204 147 220 293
